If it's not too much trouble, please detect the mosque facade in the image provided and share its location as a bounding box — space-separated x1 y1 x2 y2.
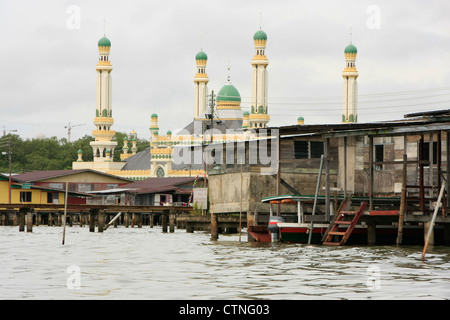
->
73 28 358 179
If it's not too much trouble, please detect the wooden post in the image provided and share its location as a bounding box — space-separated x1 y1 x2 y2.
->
369 136 374 211
211 211 218 241
422 180 446 260
344 136 347 200
36 212 40 226
124 211 130 228
161 210 168 233
397 151 407 246
367 222 376 245
325 138 330 221
276 130 281 216
419 135 425 212
113 213 119 228
89 209 96 232
131 213 135 228
57 211 61 226
98 209 105 233
18 210 25 232
424 221 434 246
446 131 450 210
169 211 175 233
26 210 33 233
162 210 168 233
105 212 122 231
138 213 143 228
62 181 68 244
149 213 154 228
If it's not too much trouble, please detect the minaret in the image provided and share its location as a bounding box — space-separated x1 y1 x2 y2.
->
249 29 270 129
342 40 358 123
194 50 209 119
90 35 117 162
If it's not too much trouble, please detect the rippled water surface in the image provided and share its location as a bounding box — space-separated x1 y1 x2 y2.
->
0 226 449 299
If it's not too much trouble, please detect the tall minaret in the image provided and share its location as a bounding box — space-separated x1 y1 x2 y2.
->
342 40 358 123
249 29 270 129
194 50 209 119
90 35 117 162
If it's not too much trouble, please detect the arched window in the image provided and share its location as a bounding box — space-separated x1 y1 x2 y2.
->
156 166 165 178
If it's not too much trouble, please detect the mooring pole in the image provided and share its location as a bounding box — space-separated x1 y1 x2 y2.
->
308 154 324 244
62 181 68 245
397 151 407 246
422 180 446 261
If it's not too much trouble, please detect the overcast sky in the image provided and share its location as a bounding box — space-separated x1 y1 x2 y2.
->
1 0 450 141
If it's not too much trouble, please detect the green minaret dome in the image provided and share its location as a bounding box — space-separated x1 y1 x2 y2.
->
253 29 267 41
98 37 111 47
344 43 357 54
195 51 207 60
151 113 158 118
217 83 241 102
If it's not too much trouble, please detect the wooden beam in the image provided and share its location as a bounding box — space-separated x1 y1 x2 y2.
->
369 136 374 211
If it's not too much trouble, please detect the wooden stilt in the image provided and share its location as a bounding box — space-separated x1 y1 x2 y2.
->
138 213 143 228
397 151 407 246
149 213 154 228
89 209 96 232
26 210 33 233
367 222 376 245
211 212 218 241
18 210 25 232
169 211 175 233
98 210 105 233
162 210 168 233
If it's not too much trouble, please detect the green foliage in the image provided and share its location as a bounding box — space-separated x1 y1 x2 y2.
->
0 132 149 173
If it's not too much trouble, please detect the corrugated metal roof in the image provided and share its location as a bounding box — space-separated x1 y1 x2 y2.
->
88 177 199 195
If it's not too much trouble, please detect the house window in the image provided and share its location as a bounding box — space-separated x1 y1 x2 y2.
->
20 191 32 203
310 141 324 159
294 141 324 159
375 144 384 170
47 192 59 204
294 141 309 159
421 141 438 165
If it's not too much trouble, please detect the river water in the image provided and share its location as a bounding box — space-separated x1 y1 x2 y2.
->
0 225 449 300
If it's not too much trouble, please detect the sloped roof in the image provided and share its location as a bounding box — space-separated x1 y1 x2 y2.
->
13 169 132 183
89 176 200 195
121 148 151 170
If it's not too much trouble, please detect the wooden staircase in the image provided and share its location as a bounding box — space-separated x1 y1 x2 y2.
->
322 201 368 246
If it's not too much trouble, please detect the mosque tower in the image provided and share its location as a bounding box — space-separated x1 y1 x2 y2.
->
90 35 117 162
194 50 209 119
342 40 359 123
249 29 270 129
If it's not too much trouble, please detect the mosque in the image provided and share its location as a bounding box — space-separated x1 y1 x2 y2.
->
73 27 359 179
